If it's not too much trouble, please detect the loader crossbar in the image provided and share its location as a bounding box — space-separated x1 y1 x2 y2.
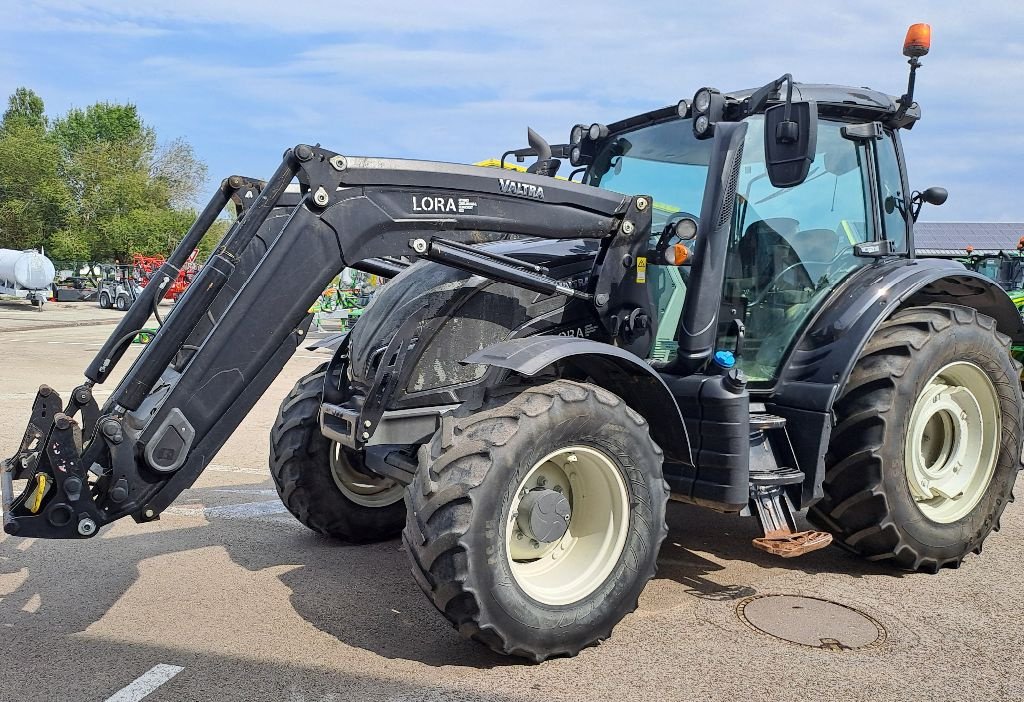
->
2 144 654 539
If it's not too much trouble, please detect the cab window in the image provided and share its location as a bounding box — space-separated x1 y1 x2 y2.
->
876 131 909 251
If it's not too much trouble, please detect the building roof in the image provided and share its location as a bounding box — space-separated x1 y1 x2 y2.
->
915 222 1024 256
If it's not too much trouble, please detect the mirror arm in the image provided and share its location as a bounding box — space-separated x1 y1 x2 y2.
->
745 73 794 118
909 190 923 222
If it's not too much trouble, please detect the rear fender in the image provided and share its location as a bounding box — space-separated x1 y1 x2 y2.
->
466 336 692 465
771 258 1024 507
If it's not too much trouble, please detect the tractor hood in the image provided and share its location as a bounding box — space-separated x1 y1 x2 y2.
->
347 237 599 401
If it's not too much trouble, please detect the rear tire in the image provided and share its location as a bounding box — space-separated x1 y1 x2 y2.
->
404 380 668 661
115 293 130 311
808 304 1022 572
270 364 406 542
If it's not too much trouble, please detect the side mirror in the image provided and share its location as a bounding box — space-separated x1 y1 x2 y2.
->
764 100 817 188
911 186 947 221
920 186 948 206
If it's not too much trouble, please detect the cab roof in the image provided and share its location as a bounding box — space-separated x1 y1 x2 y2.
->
606 82 919 136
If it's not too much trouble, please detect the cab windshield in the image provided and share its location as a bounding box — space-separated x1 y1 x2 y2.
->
586 118 710 235
588 114 875 381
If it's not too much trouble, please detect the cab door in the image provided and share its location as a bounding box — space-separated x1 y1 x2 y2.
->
716 117 879 383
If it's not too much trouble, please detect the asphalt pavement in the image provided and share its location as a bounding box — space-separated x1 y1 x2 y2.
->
0 314 1022 701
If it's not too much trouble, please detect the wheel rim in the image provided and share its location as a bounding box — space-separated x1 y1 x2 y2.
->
904 361 1000 524
329 443 404 508
505 446 629 606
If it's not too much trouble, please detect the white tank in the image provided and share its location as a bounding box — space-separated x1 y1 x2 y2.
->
0 249 56 290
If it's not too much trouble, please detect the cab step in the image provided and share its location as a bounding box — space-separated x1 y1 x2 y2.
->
748 413 833 558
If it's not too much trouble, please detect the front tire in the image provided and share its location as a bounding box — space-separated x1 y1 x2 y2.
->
270 364 406 542
98 292 111 309
404 380 668 661
808 304 1022 572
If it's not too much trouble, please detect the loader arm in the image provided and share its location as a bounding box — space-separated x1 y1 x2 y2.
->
2 144 654 539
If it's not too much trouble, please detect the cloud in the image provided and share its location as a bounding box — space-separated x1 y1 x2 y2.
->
2 0 1022 220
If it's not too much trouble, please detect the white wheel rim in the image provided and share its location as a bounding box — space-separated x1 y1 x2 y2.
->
329 443 405 508
505 446 630 606
904 361 1000 523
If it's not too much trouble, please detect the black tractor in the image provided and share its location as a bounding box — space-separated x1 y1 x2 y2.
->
4 24 1021 661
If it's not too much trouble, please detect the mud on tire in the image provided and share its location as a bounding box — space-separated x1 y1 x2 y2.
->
808 304 1023 572
403 379 669 661
270 364 406 542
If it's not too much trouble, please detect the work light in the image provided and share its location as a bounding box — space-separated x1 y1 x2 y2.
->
694 89 712 113
691 87 723 140
570 124 586 146
694 114 710 138
588 123 609 141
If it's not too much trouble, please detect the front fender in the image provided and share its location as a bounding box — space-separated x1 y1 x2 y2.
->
771 257 1024 507
466 336 692 465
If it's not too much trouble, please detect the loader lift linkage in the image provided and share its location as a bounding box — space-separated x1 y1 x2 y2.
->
1 143 668 540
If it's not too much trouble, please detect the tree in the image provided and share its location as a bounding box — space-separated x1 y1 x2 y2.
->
51 102 146 154
0 89 71 251
151 137 208 209
2 87 46 133
0 89 209 262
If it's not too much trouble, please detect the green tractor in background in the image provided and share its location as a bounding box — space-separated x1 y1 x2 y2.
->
958 243 1024 362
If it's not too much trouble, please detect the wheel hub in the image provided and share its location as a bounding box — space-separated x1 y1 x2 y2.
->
329 442 405 508
516 488 571 543
505 446 630 606
905 361 1000 523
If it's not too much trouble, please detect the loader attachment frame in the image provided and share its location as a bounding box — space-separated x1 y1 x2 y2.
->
2 144 657 539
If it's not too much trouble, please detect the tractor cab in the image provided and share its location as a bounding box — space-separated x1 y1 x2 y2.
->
582 83 921 383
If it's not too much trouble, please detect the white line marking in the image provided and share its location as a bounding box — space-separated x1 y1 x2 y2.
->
206 463 267 475
104 664 184 702
205 500 290 519
165 500 288 520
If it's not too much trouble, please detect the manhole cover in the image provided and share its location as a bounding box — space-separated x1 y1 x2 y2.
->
737 594 886 650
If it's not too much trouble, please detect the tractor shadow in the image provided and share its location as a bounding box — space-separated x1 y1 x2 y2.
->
274 501 904 667
654 501 904 602
268 531 516 669
0 479 510 670
0 480 903 671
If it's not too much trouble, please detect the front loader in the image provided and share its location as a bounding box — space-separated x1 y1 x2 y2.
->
4 24 1023 661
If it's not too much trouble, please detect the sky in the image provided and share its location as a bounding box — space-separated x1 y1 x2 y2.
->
1 1 1021 222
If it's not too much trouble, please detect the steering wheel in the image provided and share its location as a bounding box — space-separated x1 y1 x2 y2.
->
748 245 854 307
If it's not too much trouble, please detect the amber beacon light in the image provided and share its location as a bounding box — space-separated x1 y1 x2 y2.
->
904 23 931 58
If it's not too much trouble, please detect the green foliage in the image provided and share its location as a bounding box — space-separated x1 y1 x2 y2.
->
196 219 230 262
2 87 46 132
0 123 72 250
51 102 146 154
0 89 209 262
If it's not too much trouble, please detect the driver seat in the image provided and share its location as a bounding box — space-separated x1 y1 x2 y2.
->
729 218 805 301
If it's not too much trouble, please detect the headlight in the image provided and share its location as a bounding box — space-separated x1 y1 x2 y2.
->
570 124 585 146
588 123 608 141
694 114 710 136
675 217 698 239
570 146 583 166
694 88 712 113
676 99 689 118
